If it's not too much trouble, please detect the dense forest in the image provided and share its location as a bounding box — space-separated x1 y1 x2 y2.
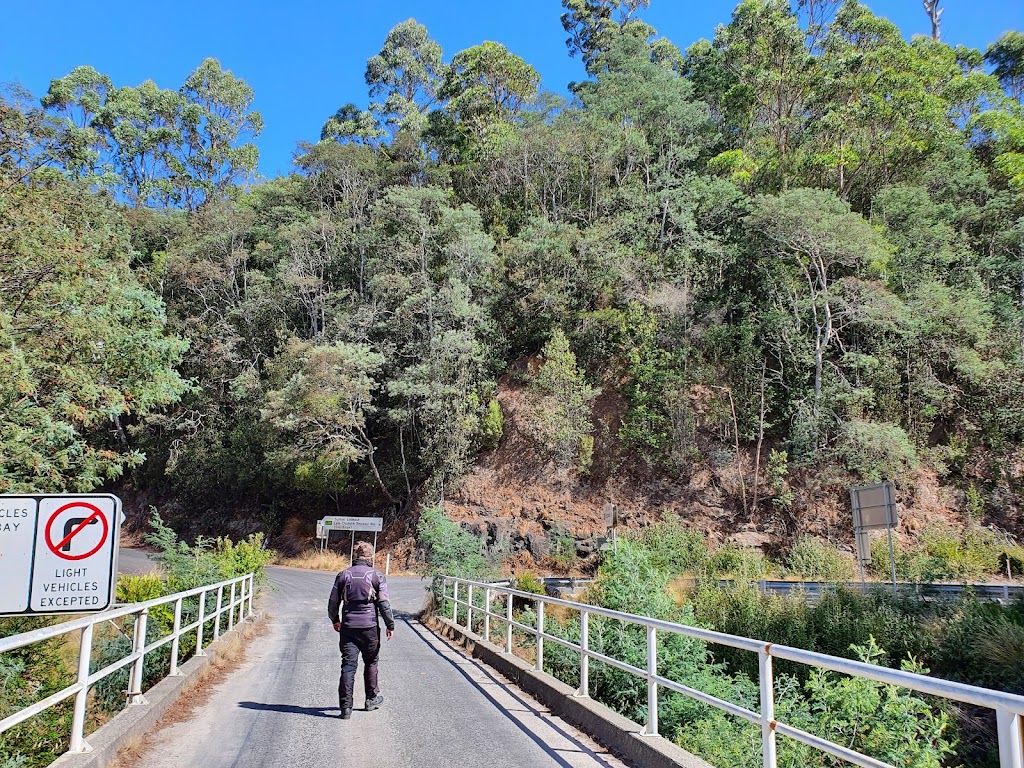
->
1 0 1022 562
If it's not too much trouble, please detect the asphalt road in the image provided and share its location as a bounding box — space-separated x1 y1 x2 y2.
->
117 547 159 575
133 564 631 768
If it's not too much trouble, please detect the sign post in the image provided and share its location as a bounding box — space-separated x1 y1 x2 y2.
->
318 516 383 564
851 482 898 590
602 503 618 556
0 494 122 617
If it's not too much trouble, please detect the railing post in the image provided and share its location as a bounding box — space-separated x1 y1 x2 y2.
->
128 609 149 705
68 623 94 753
997 709 1024 768
214 585 224 640
577 610 589 698
536 599 545 672
169 597 183 676
228 582 236 631
646 625 658 735
248 573 256 616
452 581 459 624
196 588 207 657
505 591 513 653
468 584 475 633
484 587 491 643
759 646 778 768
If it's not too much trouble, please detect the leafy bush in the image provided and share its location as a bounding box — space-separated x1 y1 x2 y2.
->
417 504 492 606
549 536 576 569
870 524 1007 582
706 544 768 579
786 538 856 582
635 519 708 576
836 419 919 483
145 510 272 590
513 572 545 595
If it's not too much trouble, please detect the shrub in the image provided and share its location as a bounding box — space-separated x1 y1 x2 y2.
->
635 519 708 576
836 419 919 483
786 538 856 582
706 544 768 580
417 504 492 605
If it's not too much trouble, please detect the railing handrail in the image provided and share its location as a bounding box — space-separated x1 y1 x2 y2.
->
443 575 1024 768
0 573 251 653
0 572 257 756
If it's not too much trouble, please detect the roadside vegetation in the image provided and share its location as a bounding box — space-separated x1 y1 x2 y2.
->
0 517 270 768
436 518 1023 768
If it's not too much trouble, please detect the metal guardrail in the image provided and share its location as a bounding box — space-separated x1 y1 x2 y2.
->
443 575 1024 768
539 576 1024 603
0 572 256 755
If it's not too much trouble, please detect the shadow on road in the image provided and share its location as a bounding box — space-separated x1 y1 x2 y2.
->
405 618 620 768
238 701 337 718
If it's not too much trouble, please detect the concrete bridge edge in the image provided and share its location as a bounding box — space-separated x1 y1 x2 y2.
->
430 616 715 768
47 612 262 768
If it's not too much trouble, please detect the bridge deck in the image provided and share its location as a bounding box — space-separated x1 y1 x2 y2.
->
129 567 630 768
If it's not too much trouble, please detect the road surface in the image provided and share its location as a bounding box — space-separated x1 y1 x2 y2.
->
132 564 630 768
117 547 159 575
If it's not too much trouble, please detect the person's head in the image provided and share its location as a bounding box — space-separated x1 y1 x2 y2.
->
354 541 374 561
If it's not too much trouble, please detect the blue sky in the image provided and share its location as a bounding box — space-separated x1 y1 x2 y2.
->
2 0 1020 178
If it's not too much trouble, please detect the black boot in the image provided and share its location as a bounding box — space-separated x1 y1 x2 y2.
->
340 707 352 719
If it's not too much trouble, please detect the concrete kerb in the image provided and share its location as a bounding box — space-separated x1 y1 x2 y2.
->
48 610 264 768
432 615 714 768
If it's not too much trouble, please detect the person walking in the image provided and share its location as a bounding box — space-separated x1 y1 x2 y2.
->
328 540 395 719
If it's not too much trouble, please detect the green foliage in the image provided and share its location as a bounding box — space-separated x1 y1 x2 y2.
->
706 544 768 580
634 519 708 576
478 397 504 450
523 329 598 471
145 509 272 589
417 505 492 604
786 537 856 582
513 572 546 595
871 524 1008 582
0 177 187 493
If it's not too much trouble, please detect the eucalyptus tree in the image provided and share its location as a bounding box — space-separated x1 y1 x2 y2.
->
177 58 263 209
365 18 446 135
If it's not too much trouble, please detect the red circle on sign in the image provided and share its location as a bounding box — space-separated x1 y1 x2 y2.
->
44 502 109 561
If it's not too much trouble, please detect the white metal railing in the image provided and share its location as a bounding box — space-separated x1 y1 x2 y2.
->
0 573 256 755
442 576 1024 768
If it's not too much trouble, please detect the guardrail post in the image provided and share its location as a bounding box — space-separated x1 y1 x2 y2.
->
577 610 589 698
196 588 207 657
169 597 183 676
214 585 223 640
228 582 236 631
128 609 149 705
997 709 1024 768
484 587 491 643
452 581 459 624
505 591 513 653
536 599 545 672
248 573 256 616
646 625 658 735
759 646 778 768
68 623 94 753
468 584 475 633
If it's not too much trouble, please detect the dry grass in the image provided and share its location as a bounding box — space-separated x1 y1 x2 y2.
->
108 614 268 768
273 549 350 572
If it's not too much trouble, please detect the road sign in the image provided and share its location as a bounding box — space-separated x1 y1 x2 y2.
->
850 482 898 588
321 516 383 532
0 494 121 616
851 482 898 529
0 496 37 614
